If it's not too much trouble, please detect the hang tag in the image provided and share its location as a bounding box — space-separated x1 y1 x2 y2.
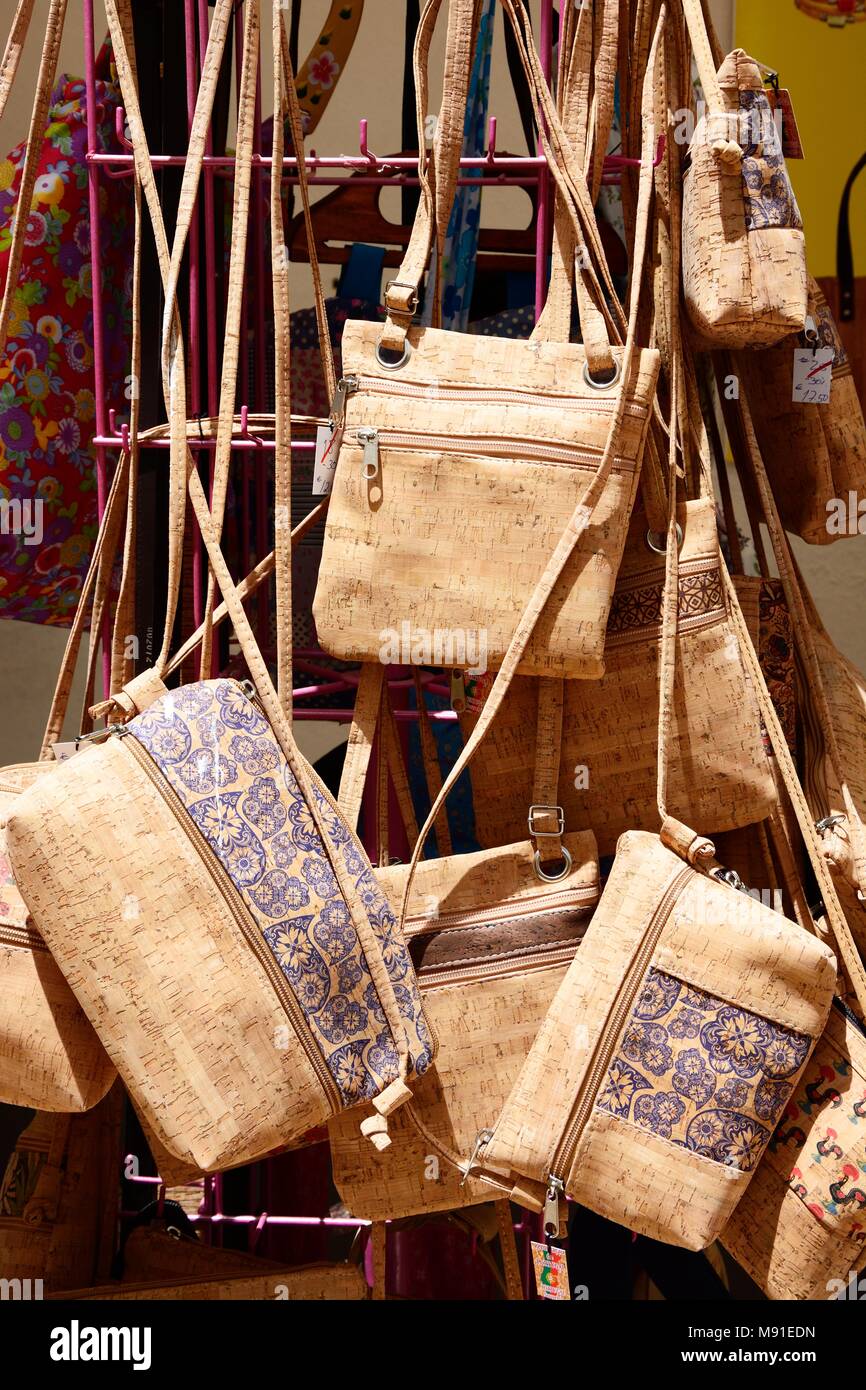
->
792 346 835 404
766 88 804 160
312 424 342 495
464 670 493 714
530 1242 570 1300
51 741 80 762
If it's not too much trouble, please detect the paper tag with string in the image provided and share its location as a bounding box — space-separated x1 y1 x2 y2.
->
313 424 342 494
792 345 834 404
530 1242 570 1300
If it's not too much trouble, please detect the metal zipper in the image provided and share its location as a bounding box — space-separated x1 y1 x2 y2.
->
404 885 598 937
419 940 583 991
340 373 648 419
0 921 47 952
538 864 694 1237
116 727 341 1110
346 426 636 476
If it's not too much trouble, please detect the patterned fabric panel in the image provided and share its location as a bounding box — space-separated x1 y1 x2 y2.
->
596 967 810 1172
739 88 803 232
0 822 29 929
606 557 724 648
756 578 797 756
770 1010 866 1241
129 681 432 1106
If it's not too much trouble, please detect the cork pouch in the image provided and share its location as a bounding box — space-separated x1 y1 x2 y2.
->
474 830 836 1251
328 831 599 1220
681 2 806 347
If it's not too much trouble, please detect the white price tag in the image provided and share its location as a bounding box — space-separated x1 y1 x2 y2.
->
51 741 80 761
792 347 834 404
312 424 342 495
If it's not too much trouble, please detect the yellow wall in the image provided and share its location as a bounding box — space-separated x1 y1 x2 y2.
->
736 0 866 278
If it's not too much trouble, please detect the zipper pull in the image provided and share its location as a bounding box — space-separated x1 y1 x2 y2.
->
357 426 380 482
544 1175 564 1242
450 669 466 713
329 374 358 429
459 1128 492 1186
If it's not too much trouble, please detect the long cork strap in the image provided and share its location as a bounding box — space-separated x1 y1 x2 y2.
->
380 0 619 371
0 0 68 357
0 0 36 123
105 0 415 1099
679 0 742 163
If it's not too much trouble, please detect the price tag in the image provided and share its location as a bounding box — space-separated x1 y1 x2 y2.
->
792 346 835 404
530 1241 570 1300
312 424 342 495
464 670 493 714
50 741 81 761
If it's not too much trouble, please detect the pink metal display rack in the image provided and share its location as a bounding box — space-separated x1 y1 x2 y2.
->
80 0 653 1296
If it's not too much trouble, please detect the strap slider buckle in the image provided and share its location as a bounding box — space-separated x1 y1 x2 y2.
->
384 279 419 314
528 803 565 839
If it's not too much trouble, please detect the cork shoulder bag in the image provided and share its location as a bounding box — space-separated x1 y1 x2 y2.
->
313 0 660 681
327 829 600 1220
6 0 434 1173
737 276 866 545
680 0 807 347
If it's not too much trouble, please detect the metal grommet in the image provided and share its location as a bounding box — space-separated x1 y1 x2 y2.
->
533 846 573 883
375 339 412 371
645 523 684 555
582 357 622 390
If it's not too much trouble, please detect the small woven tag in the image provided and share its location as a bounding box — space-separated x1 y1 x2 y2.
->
313 424 342 495
792 346 834 404
530 1242 570 1300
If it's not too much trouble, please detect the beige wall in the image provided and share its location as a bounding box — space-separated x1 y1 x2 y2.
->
1 0 863 770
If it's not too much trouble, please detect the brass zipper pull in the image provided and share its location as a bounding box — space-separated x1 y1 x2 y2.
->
357 426 380 482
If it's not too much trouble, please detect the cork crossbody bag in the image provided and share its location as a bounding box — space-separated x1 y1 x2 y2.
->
313 0 660 681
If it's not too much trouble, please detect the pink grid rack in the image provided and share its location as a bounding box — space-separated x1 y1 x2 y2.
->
80 0 651 1297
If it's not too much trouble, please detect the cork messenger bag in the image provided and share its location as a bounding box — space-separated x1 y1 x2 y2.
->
313 0 661 681
680 0 807 348
6 0 434 1173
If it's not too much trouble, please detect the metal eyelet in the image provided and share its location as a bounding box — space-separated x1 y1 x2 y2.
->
645 523 684 555
582 357 622 390
375 339 412 371
533 846 573 883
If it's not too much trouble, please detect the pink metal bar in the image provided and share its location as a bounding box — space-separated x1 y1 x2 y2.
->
83 0 111 698
252 61 270 643
534 0 554 320
185 0 205 631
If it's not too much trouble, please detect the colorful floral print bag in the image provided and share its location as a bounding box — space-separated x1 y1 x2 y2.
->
0 23 133 623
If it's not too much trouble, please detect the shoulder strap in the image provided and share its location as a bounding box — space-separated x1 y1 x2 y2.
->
837 151 866 323
0 0 35 123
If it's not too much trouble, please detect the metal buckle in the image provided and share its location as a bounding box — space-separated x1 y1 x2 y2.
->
384 279 419 314
528 803 565 839
533 847 573 883
816 814 846 835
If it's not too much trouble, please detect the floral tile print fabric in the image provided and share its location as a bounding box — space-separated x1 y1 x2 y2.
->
129 680 432 1105
597 967 810 1172
0 50 133 625
739 89 803 233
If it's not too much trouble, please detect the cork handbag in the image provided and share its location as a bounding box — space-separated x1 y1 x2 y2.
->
737 276 866 545
313 0 660 680
327 830 599 1220
7 0 433 1173
722 998 866 1300
0 445 135 1114
460 496 777 858
680 0 807 347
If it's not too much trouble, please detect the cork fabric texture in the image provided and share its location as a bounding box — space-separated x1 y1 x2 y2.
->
314 319 660 678
127 680 433 1105
804 626 866 897
60 1263 370 1301
6 737 330 1171
462 500 776 855
739 279 866 544
0 782 116 1114
328 832 598 1219
722 1004 866 1299
481 831 836 1250
732 575 797 756
682 50 807 347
